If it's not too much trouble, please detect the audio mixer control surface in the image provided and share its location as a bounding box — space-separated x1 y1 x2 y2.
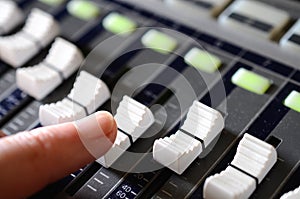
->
0 0 300 198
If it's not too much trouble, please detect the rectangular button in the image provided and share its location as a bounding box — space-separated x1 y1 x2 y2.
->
184 47 222 73
141 29 178 54
103 12 137 35
284 90 300 113
231 68 272 95
39 0 66 6
67 0 100 20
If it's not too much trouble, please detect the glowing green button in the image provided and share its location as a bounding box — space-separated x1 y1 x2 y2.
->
39 0 65 6
67 0 100 20
141 29 178 54
103 13 137 35
284 91 300 112
184 48 222 73
231 68 272 95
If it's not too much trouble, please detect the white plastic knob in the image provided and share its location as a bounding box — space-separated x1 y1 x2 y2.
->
16 38 83 100
39 71 111 126
0 9 59 67
0 0 24 35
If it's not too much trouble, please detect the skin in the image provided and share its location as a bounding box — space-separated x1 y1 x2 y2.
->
0 112 117 199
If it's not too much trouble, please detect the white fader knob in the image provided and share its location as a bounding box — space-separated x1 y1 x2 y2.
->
16 38 83 100
39 71 111 126
204 133 277 199
205 166 256 199
153 131 202 175
153 101 224 174
281 186 300 199
114 96 155 142
96 130 131 168
0 8 59 67
181 101 224 148
0 0 24 35
97 96 155 168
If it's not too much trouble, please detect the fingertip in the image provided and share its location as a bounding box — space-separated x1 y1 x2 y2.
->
75 111 117 159
0 112 118 198
95 111 117 143
0 130 6 138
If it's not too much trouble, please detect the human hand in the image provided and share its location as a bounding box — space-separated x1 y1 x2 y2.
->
0 111 117 199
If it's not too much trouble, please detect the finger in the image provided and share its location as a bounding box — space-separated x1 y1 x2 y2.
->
0 130 6 138
0 111 117 199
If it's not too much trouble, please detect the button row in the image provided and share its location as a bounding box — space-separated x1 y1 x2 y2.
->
164 0 231 17
165 0 300 54
97 95 155 167
204 133 277 199
0 8 59 67
231 68 300 112
165 0 292 42
16 38 83 100
142 30 223 73
222 0 300 53
219 0 290 39
153 101 224 174
39 71 110 126
0 0 24 35
67 0 138 36
141 29 225 75
218 0 300 53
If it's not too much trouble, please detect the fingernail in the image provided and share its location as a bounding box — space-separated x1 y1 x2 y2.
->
75 111 117 159
95 111 115 138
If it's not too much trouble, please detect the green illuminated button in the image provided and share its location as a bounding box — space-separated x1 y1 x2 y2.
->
141 29 177 54
184 48 222 73
39 0 65 6
103 12 137 35
67 0 100 20
284 91 300 112
231 68 272 95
